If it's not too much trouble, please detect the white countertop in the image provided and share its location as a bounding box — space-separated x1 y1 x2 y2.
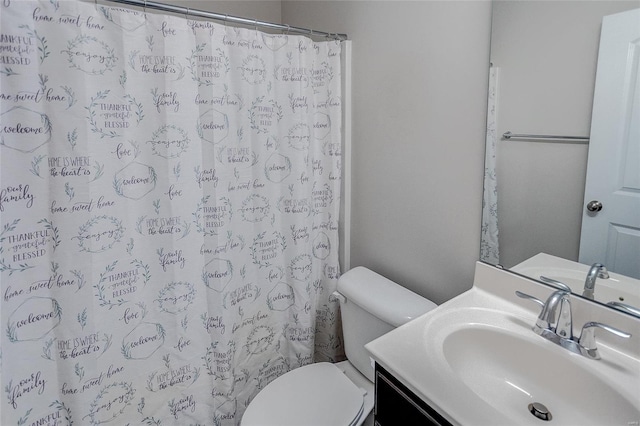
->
365 262 640 425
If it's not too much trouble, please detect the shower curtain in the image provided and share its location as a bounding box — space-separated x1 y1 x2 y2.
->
480 66 499 265
0 1 343 424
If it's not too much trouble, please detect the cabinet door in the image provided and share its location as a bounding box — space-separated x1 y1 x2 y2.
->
374 364 452 426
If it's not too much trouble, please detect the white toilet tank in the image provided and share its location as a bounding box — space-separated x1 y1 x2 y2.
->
336 267 437 382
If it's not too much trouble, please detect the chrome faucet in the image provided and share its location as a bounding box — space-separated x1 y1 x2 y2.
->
583 263 609 300
516 289 631 359
517 289 573 341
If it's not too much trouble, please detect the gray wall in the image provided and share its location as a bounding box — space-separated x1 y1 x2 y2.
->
283 1 492 303
491 1 640 269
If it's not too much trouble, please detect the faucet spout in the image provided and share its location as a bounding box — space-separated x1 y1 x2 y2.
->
583 263 609 300
533 290 572 338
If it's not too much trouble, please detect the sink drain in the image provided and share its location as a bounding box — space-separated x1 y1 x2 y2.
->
528 402 552 421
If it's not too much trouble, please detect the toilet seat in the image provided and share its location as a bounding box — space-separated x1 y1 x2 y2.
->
241 362 366 426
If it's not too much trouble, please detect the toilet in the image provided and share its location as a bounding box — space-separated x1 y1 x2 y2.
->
241 266 438 426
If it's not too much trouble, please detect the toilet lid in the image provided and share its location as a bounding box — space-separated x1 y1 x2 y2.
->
242 362 365 426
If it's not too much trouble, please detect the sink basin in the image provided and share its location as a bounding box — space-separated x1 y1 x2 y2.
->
424 307 640 425
442 324 640 425
366 262 640 426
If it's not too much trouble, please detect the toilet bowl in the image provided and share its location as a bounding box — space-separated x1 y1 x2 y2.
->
241 267 437 426
241 360 374 426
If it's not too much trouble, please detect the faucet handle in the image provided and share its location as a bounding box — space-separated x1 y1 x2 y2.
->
578 321 631 359
607 301 640 317
515 291 544 307
539 276 572 292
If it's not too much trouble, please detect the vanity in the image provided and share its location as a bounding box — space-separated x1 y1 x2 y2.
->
374 363 452 425
366 262 640 425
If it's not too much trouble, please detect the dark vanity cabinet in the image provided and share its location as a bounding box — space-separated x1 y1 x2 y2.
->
374 364 453 426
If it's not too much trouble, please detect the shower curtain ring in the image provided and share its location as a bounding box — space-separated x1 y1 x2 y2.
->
224 14 228 28
285 24 290 35
185 7 190 20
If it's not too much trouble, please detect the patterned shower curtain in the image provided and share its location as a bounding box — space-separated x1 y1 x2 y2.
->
480 66 499 265
0 1 343 424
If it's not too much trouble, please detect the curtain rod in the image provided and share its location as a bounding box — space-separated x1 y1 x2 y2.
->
102 0 348 41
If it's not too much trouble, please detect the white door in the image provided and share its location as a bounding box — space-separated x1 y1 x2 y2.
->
579 8 640 279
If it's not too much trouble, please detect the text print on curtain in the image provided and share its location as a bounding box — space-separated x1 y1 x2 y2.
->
0 1 343 424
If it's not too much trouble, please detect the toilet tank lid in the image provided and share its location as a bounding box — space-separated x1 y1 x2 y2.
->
337 267 437 327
